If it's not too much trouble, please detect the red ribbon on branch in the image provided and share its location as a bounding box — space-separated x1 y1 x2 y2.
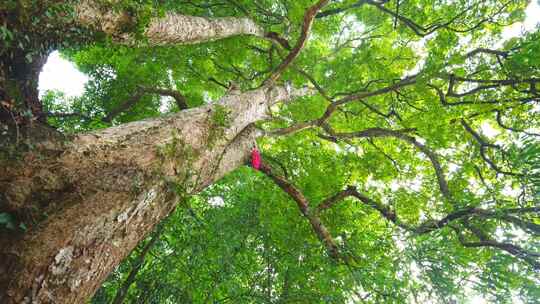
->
251 148 261 170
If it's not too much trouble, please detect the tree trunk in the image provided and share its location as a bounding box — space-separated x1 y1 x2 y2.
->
0 51 50 123
0 84 307 303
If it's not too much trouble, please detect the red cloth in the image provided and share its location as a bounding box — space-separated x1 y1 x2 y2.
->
251 148 261 170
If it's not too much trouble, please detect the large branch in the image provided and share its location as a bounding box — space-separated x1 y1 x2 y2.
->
316 186 540 269
314 185 539 269
333 74 417 107
415 207 540 235
315 186 402 227
317 0 512 37
273 46 534 138
75 1 264 45
269 74 417 136
452 225 539 270
460 239 540 270
429 84 538 107
316 186 539 237
321 126 451 200
258 161 342 260
445 75 540 99
102 92 144 123
139 86 189 110
316 0 369 18
258 158 535 263
266 0 330 83
46 112 92 121
495 110 540 137
363 0 473 37
102 86 188 123
461 119 524 177
465 48 509 59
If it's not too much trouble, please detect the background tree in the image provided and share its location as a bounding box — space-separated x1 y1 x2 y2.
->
0 0 539 303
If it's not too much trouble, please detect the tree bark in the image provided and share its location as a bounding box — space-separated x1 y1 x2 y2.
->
75 0 264 45
0 84 308 303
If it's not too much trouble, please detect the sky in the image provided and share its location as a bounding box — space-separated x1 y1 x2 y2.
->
39 51 88 97
38 1 540 98
501 0 540 38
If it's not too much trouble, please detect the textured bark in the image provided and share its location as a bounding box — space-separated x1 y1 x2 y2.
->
75 0 263 45
0 84 308 303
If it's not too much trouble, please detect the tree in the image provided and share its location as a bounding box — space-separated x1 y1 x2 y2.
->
0 0 539 303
